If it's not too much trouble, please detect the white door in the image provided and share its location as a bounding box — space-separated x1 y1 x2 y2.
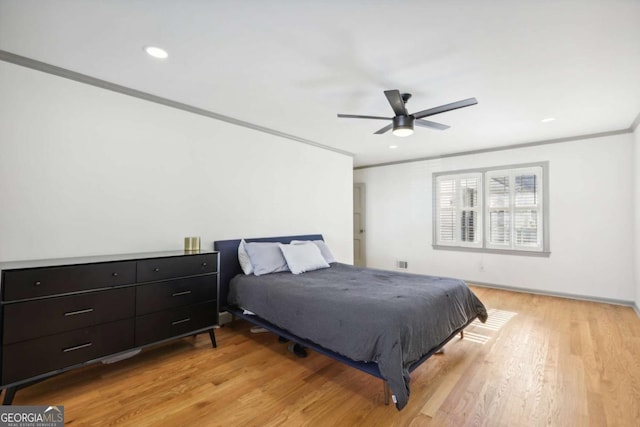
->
353 183 366 266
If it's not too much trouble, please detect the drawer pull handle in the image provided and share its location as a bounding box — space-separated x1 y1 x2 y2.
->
34 281 42 286
63 342 92 353
202 262 208 267
154 268 160 272
64 308 94 317
172 290 192 297
171 318 191 326
112 272 119 277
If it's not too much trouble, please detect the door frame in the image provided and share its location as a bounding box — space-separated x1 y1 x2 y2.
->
353 182 366 266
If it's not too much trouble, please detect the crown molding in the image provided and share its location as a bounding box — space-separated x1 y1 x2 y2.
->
0 50 354 158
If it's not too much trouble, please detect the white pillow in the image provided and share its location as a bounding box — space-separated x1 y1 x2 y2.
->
238 239 253 275
291 240 336 264
279 242 330 274
244 242 290 276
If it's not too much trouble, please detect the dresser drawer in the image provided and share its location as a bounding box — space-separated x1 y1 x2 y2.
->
3 287 135 344
137 254 217 283
136 274 216 315
2 261 136 301
2 319 134 385
135 301 217 346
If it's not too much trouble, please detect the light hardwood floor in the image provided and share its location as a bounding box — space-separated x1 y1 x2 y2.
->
5 286 640 426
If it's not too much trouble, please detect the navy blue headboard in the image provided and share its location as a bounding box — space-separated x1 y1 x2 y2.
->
214 234 323 310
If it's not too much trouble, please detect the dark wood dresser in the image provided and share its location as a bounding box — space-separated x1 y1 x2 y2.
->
0 250 219 404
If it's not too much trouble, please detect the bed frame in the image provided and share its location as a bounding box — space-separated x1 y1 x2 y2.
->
214 234 474 405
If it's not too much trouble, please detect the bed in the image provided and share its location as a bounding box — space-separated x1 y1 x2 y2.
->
214 234 487 410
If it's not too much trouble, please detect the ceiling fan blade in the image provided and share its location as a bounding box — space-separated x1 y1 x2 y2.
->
384 90 408 116
337 114 391 120
415 119 450 131
412 97 478 120
374 123 393 134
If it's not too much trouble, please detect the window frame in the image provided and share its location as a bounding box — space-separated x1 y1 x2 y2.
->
432 162 550 257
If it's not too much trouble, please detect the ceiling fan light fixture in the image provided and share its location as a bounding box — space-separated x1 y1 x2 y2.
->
392 127 414 137
392 115 414 137
337 90 477 135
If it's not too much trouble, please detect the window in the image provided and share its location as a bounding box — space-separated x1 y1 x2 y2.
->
434 163 548 254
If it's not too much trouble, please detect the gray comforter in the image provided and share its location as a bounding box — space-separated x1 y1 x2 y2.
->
228 263 487 410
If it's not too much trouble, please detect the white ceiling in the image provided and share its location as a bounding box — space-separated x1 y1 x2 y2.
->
1 0 639 166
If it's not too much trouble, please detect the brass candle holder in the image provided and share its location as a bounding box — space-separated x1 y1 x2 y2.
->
184 236 201 252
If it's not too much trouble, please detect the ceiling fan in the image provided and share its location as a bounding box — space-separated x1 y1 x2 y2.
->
337 90 478 137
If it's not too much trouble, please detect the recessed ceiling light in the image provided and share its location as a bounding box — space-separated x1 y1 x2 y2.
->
541 117 555 123
389 145 398 149
144 46 168 59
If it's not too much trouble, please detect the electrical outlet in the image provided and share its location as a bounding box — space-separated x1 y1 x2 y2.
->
397 261 408 269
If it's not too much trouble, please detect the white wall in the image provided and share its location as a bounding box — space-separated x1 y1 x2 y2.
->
0 62 353 263
634 125 640 311
354 133 635 302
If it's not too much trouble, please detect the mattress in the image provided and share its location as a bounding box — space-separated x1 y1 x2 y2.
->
228 263 487 409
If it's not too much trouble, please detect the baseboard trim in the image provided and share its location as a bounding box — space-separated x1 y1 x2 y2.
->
467 279 636 309
633 303 640 319
218 311 233 325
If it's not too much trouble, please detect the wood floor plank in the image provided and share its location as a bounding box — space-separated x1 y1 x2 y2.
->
4 286 640 426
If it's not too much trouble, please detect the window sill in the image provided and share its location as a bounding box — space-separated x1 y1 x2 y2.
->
432 245 551 257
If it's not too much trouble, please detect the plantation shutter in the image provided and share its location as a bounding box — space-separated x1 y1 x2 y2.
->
435 173 482 247
486 173 511 247
513 169 543 250
485 167 543 251
436 177 457 244
459 176 482 246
